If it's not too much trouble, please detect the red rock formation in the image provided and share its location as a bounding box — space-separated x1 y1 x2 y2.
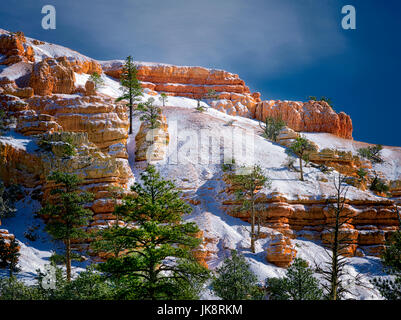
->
0 77 34 99
135 114 169 162
266 233 297 267
103 61 261 107
223 192 399 263
255 100 353 139
0 31 34 65
84 80 96 96
103 62 352 139
68 59 102 75
29 57 76 96
0 139 42 188
19 94 129 150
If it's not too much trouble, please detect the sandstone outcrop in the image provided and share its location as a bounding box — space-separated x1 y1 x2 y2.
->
28 57 76 96
135 114 169 162
103 62 352 139
222 192 399 264
0 77 34 99
255 100 353 139
266 233 297 267
0 139 42 188
0 31 34 65
17 95 129 150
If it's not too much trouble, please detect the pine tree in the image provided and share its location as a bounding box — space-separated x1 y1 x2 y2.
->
90 186 128 260
0 181 21 224
38 172 94 282
288 136 317 181
265 258 323 300
357 144 383 163
229 165 270 253
116 56 143 134
206 89 218 100
89 72 105 90
159 93 168 107
135 97 162 129
96 165 209 300
0 109 6 135
259 116 286 142
0 237 20 278
211 250 262 300
372 206 401 299
315 173 357 300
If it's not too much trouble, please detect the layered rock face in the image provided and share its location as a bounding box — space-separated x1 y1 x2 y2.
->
255 100 353 139
103 61 262 116
29 57 76 96
0 31 34 65
0 86 132 251
135 115 169 162
17 95 129 151
103 61 353 139
222 193 399 264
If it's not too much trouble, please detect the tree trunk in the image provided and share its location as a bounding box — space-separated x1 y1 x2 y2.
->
299 155 304 181
66 238 71 282
330 203 340 300
129 96 133 134
251 196 256 253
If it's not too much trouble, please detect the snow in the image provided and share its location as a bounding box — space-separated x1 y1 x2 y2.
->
0 61 32 81
0 193 86 284
99 59 229 73
0 30 398 298
0 129 38 153
304 132 401 181
124 100 392 299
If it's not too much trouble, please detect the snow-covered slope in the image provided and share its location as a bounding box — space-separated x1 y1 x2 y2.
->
1 34 399 299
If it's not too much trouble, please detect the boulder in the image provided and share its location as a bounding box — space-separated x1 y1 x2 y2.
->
29 57 76 95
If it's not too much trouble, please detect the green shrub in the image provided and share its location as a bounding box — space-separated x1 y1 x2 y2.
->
265 258 323 300
221 158 236 172
211 250 262 300
356 168 368 180
259 116 286 142
89 72 105 90
195 105 206 113
370 176 389 193
357 144 383 163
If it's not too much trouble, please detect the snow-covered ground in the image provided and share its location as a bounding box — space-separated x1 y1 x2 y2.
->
0 194 86 284
0 33 398 298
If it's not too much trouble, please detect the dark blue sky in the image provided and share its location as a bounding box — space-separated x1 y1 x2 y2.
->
1 0 400 146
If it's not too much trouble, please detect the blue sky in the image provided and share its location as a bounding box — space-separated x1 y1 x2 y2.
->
1 0 400 146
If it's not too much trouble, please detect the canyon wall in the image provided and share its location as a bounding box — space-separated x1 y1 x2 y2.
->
102 61 353 139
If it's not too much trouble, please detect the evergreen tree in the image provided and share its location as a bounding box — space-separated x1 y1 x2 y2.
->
38 172 94 282
316 174 357 300
259 116 286 142
288 136 317 181
0 109 6 135
0 237 20 278
229 165 270 253
159 93 168 107
211 250 262 300
206 89 218 100
90 187 129 261
357 144 383 163
89 72 105 90
265 258 323 300
36 264 115 300
116 56 143 134
96 165 209 300
0 181 21 224
372 206 401 299
135 97 162 129
0 276 41 300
